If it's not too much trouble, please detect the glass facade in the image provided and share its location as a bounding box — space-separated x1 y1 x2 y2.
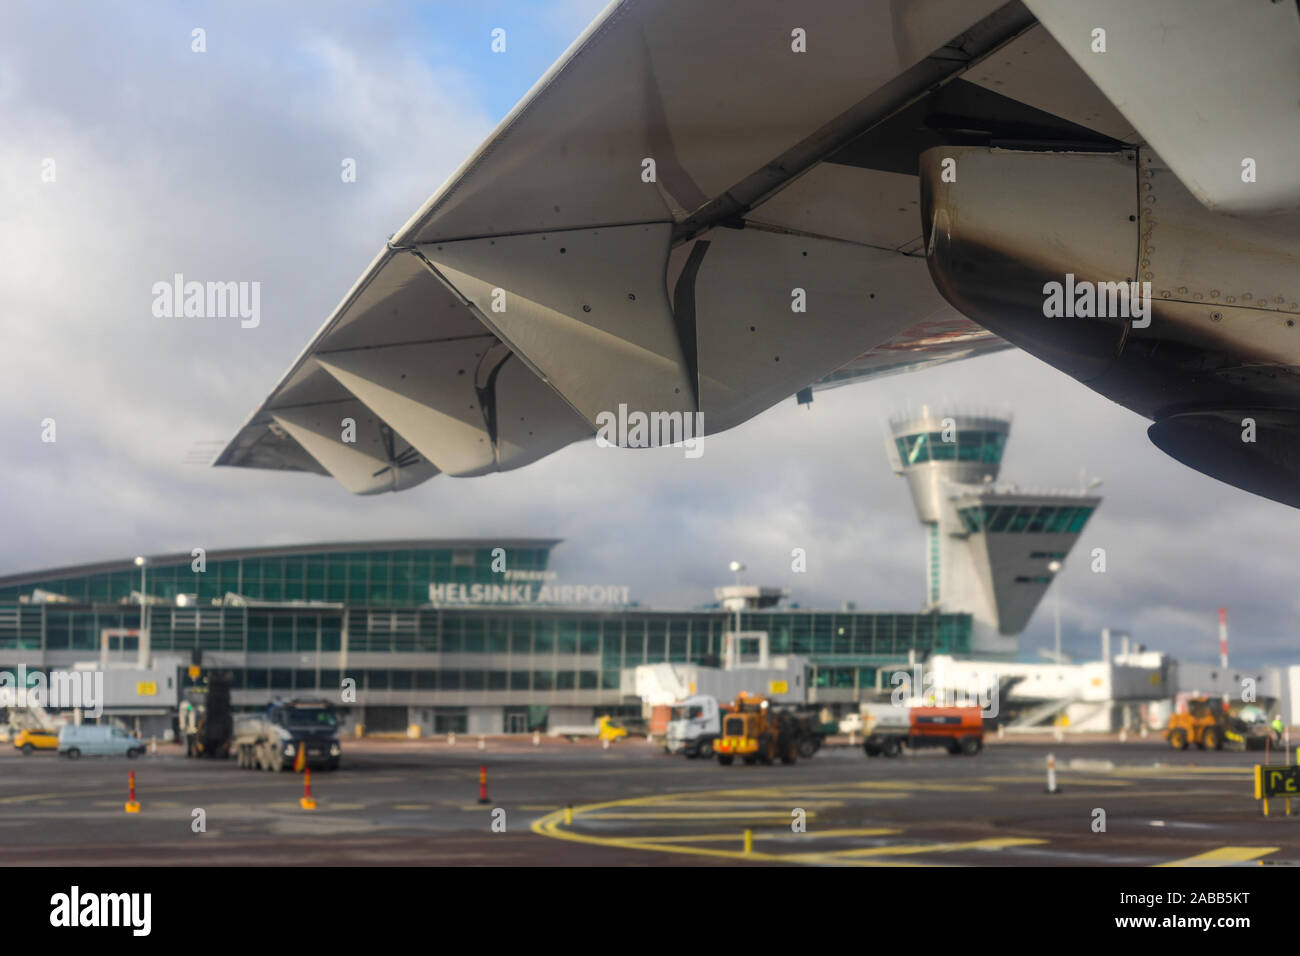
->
0 544 551 607
956 504 1094 535
0 542 972 706
895 429 1006 465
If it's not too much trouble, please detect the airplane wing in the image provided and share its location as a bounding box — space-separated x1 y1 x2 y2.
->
221 0 1298 499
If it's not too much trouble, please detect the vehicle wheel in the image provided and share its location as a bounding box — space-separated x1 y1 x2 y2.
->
684 747 698 759
1204 728 1222 751
742 755 758 765
127 748 142 759
757 734 773 765
65 748 81 760
864 744 880 757
326 759 339 771
959 736 982 756
780 740 797 765
947 741 963 755
20 743 33 755
882 738 901 758
717 754 734 766
697 739 714 759
796 736 818 759
1168 729 1188 751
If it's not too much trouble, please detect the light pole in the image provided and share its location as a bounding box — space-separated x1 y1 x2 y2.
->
1047 560 1063 662
134 556 150 669
727 561 746 665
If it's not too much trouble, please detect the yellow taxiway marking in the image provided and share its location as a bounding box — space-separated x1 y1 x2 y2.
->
587 810 821 820
532 812 935 866
627 827 901 844
1156 847 1279 867
829 837 1045 858
528 783 1028 866
394 804 432 811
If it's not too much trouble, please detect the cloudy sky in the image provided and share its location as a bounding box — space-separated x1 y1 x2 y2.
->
2 1 1297 669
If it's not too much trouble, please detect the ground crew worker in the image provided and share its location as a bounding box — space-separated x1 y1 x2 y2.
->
1271 714 1285 745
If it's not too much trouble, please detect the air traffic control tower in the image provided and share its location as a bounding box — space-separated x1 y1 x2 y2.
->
887 408 1101 657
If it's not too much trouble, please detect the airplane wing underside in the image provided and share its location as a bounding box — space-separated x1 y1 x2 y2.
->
216 0 1300 501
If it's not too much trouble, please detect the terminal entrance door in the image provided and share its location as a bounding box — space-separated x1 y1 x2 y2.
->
504 708 528 734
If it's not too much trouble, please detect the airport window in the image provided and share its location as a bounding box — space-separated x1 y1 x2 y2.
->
534 670 554 691
601 669 620 690
1008 508 1032 532
557 620 578 655
1025 507 1050 533
487 617 509 653
368 670 390 690
580 621 600 655
463 670 486 690
272 617 293 652
510 619 531 654
293 669 315 690
647 623 666 661
556 670 576 690
321 619 342 652
320 670 340 691
434 710 468 734
602 631 623 667
510 671 530 691
442 620 462 653
415 670 437 690
390 670 412 690
246 669 269 690
534 620 554 654
487 670 507 691
1067 506 1094 533
438 670 461 690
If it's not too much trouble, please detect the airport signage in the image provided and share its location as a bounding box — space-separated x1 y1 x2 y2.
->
1254 764 1300 799
429 582 630 606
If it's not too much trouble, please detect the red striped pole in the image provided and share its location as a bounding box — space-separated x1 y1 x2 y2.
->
300 767 316 810
478 765 489 804
125 770 140 813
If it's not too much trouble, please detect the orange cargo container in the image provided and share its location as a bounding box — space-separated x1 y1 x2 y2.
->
649 704 672 736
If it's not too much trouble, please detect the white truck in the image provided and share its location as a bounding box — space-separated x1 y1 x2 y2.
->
665 694 723 758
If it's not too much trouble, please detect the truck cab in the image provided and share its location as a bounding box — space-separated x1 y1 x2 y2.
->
665 694 722 758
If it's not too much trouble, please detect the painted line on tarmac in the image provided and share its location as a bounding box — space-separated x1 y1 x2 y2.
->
626 827 901 843
828 837 1045 858
585 810 823 820
532 811 935 866
529 785 997 866
1155 846 1279 867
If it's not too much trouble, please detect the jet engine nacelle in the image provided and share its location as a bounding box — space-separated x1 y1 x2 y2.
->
920 145 1300 508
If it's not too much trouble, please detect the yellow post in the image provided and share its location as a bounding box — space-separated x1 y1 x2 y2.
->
564 805 573 826
743 829 753 855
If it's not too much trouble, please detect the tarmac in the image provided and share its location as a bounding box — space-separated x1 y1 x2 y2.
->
1 734 1296 866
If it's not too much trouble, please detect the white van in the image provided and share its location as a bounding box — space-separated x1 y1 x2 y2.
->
58 724 144 759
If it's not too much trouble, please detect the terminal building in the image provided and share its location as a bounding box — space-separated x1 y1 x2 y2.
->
3 411 1295 736
0 539 972 737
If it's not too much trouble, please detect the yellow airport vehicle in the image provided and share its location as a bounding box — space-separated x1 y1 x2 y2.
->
13 728 59 755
